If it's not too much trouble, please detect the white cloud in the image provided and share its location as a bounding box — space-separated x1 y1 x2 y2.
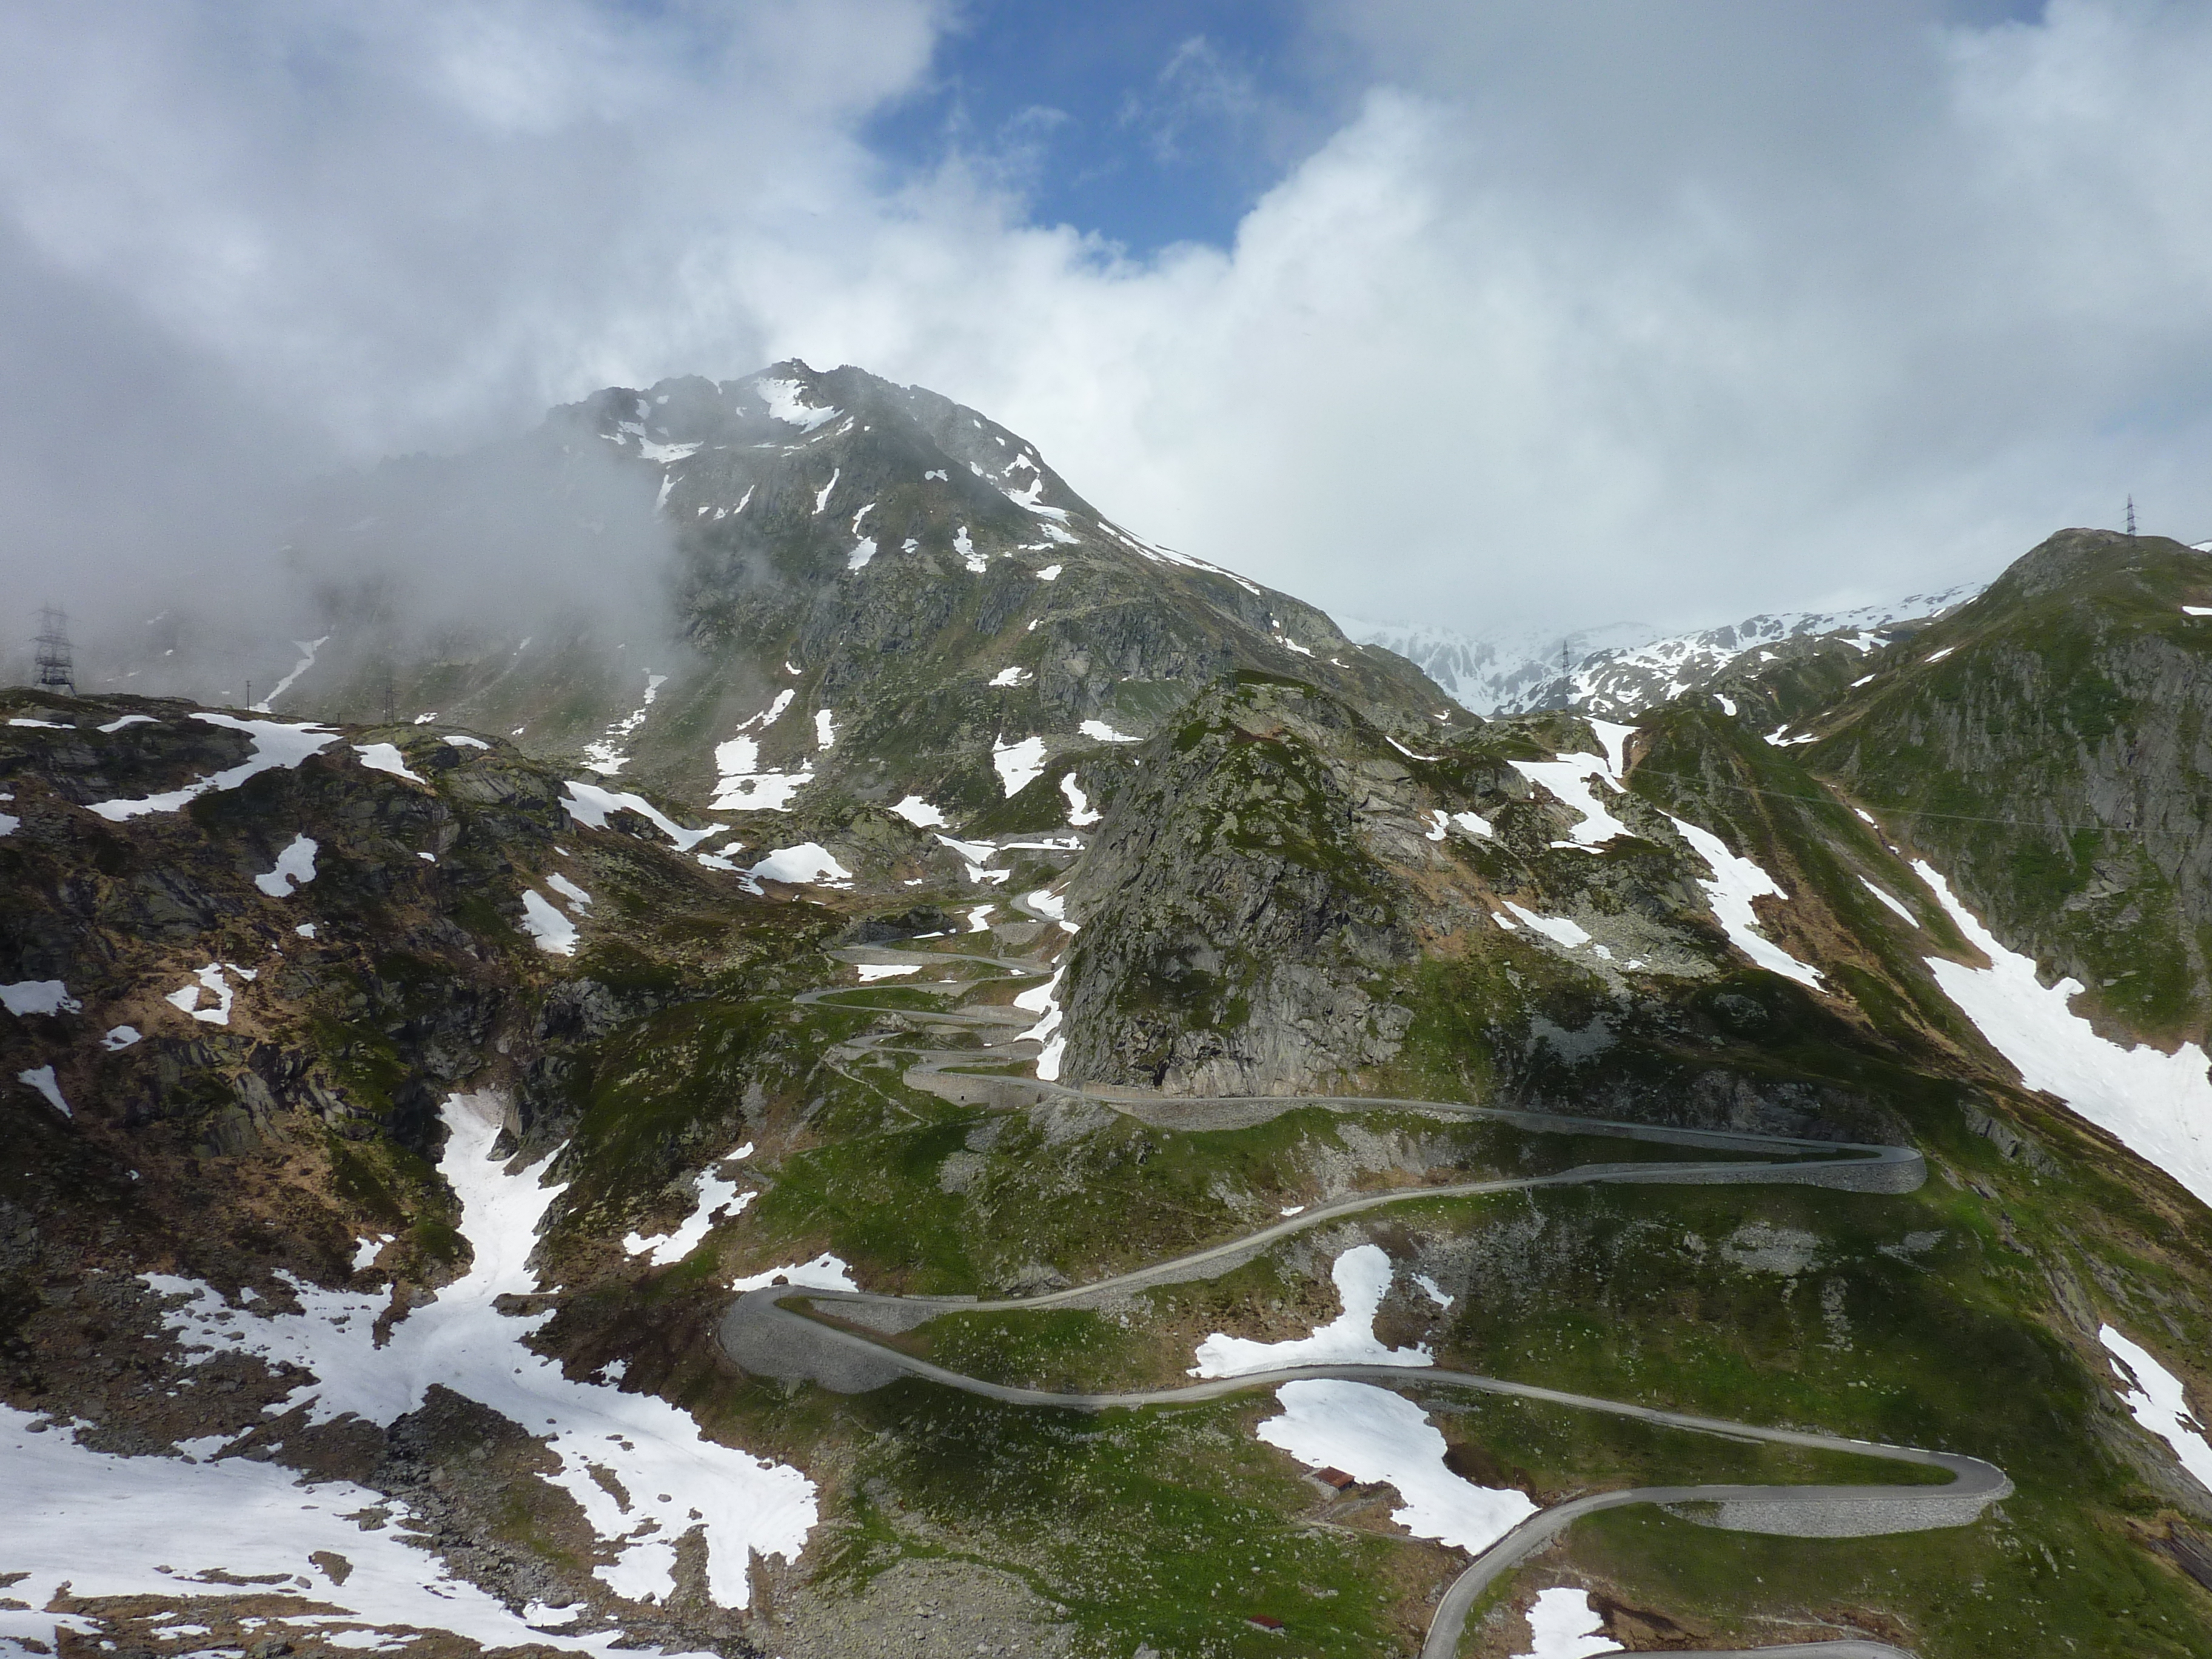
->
4 0 2210 646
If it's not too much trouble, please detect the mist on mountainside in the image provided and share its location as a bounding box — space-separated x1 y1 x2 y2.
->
0 386 691 714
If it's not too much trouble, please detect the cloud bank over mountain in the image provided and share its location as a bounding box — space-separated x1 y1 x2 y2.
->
4 0 2210 647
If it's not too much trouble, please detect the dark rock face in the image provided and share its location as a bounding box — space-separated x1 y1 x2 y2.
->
285 360 1470 823
1059 678 1435 1094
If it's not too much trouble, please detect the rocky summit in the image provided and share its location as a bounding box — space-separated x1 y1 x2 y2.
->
6 369 2212 1659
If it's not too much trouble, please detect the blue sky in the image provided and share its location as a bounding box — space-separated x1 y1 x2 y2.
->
868 0 1332 253
7 0 2209 647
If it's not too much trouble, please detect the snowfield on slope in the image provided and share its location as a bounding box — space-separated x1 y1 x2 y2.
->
1190 1245 1432 1378
134 1096 817 1613
85 715 338 821
1256 1379 1535 1553
1915 860 2212 1210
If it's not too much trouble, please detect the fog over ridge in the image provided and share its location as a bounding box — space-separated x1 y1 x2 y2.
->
4 0 2211 676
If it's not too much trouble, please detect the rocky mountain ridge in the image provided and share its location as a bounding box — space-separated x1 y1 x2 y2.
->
8 383 2212 1659
1349 582 1984 717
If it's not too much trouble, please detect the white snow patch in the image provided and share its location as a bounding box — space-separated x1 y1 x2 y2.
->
444 734 489 749
1915 860 2212 1208
637 438 700 465
1256 1378 1535 1553
815 709 837 751
7 717 65 728
812 468 839 514
18 1065 69 1118
582 672 666 777
846 538 876 571
956 526 985 573
1925 646 1956 663
854 964 919 982
1850 674 1876 687
520 891 579 956
2185 606 2212 618
254 835 318 897
1078 718 1139 743
1501 903 1595 951
755 378 840 431
352 1235 393 1272
730 1254 859 1293
1024 888 1076 933
0 1398 722 1659
2102 1325 2212 1493
709 695 811 811
1511 1588 1623 1658
136 1096 816 1612
255 636 331 711
1666 817 1823 988
1714 694 1737 716
938 834 1010 885
1014 964 1067 1081
748 843 852 887
87 715 338 821
1449 811 1493 840
561 781 723 851
623 1147 756 1268
101 1025 142 1051
1860 879 1919 926
1036 563 1063 581
988 666 1031 687
546 873 593 914
354 744 427 785
1190 1245 1430 1378
993 734 1048 797
888 794 948 829
2 980 81 1016
1509 752 1630 848
98 714 158 732
965 905 994 933
1060 774 1099 826
165 964 250 1026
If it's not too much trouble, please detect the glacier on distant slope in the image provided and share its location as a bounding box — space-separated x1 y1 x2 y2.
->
1346 581 1984 717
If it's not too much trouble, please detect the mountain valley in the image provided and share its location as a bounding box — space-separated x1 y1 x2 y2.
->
6 366 2212 1659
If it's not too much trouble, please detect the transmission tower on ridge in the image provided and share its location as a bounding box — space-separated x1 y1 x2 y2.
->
33 606 75 696
2127 495 2137 539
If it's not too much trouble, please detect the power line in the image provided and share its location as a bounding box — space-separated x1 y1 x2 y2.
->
1631 766 2154 839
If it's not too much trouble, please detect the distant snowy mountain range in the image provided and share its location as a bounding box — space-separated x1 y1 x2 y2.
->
1346 583 1986 716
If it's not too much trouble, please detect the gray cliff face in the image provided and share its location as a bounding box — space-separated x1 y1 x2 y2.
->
1057 678 1424 1094
1809 530 2212 1044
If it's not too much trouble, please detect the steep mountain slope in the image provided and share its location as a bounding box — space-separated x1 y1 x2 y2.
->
1806 530 2212 1048
282 363 1464 827
12 500 2212 1658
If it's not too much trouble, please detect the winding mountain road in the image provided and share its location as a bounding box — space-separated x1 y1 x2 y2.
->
724 918 2007 1659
